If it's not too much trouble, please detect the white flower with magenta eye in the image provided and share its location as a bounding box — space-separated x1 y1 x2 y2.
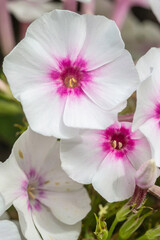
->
133 47 160 167
0 128 91 240
3 10 139 138
60 121 151 202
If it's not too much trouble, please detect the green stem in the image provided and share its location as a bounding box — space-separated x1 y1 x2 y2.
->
107 218 118 240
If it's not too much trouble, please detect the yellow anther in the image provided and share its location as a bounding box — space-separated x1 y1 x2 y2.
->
28 191 36 200
27 186 36 200
112 140 117 149
44 180 50 185
18 150 24 159
55 182 60 185
118 142 123 149
111 140 123 150
64 76 78 88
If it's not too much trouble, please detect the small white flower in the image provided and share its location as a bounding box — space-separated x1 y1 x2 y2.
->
3 10 139 138
60 121 151 202
0 128 91 240
133 47 160 167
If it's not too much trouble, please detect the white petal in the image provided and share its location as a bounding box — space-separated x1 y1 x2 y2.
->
3 36 57 98
132 73 158 131
60 130 106 184
26 10 86 61
92 153 136 202
13 127 56 173
12 220 26 240
0 195 5 216
0 220 21 240
13 129 82 192
139 118 160 167
127 136 152 170
63 94 118 130
41 189 91 225
19 85 78 138
148 0 160 23
32 205 81 240
13 197 41 240
82 50 139 110
0 156 27 209
135 159 157 189
79 14 124 70
136 47 160 81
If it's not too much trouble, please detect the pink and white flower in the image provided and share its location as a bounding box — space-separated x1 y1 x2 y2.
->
133 48 160 167
3 10 139 138
60 121 151 202
0 128 91 240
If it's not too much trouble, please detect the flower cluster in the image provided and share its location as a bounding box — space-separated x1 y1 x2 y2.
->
1 9 160 240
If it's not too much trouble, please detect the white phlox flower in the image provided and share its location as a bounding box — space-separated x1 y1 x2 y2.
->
3 10 139 138
60 121 152 202
133 47 160 167
0 128 91 240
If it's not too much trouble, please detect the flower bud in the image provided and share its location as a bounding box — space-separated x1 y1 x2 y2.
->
119 209 152 239
116 205 131 222
145 226 160 239
135 159 157 189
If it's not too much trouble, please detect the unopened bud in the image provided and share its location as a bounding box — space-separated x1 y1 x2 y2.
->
135 159 157 189
116 205 131 222
119 209 152 239
145 226 160 239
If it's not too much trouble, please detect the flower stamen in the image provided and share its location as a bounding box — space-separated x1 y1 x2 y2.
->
111 140 123 150
64 76 78 88
118 142 123 149
112 140 117 149
27 185 36 200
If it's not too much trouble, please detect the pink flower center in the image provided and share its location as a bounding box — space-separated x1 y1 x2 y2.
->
154 103 160 119
111 133 127 150
22 168 47 212
49 58 91 96
100 124 135 157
